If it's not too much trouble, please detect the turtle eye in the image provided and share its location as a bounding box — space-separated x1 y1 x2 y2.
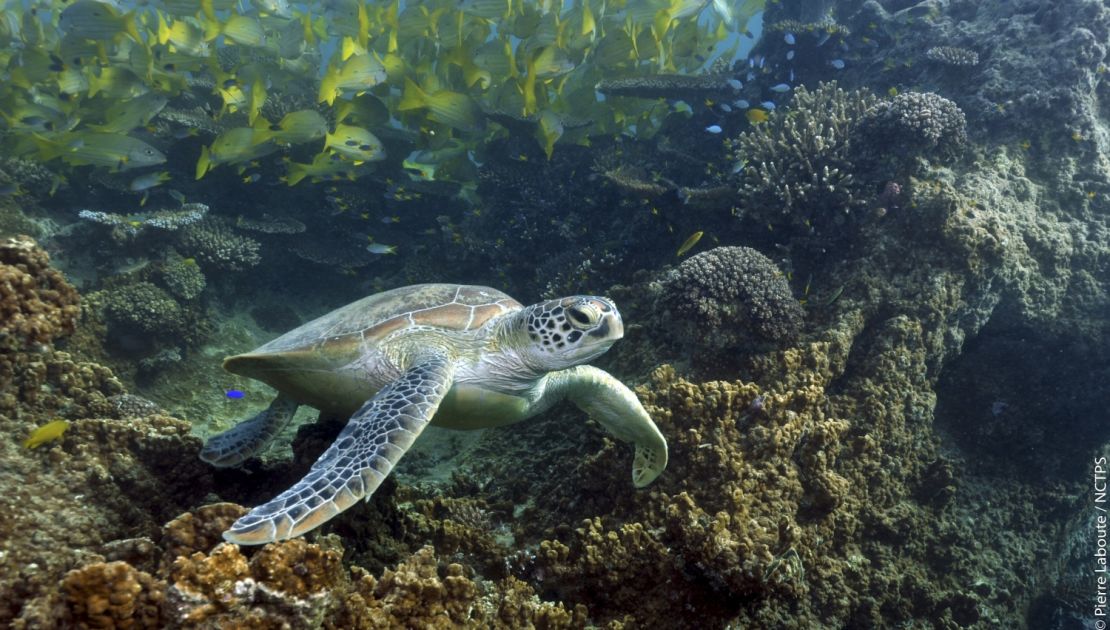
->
566 306 592 327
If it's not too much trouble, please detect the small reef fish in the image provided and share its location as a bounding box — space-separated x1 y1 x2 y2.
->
319 53 388 105
366 242 397 255
34 132 166 172
676 231 704 257
23 419 69 449
129 171 171 192
746 109 769 124
770 83 791 93
196 128 278 179
397 78 482 132
325 124 386 162
59 0 141 42
225 389 245 399
829 59 846 69
262 110 328 146
283 152 362 186
784 32 796 45
705 125 722 134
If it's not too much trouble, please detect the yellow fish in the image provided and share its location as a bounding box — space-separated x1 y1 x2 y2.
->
324 124 385 162
23 419 69 449
397 78 482 132
318 53 387 105
261 110 328 146
745 109 769 124
676 230 703 257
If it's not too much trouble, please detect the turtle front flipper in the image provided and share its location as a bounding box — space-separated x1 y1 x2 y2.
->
200 395 299 467
543 365 668 487
223 355 455 545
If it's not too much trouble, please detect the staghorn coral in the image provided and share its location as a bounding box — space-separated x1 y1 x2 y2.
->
176 218 262 272
728 82 878 238
658 246 803 355
0 235 80 352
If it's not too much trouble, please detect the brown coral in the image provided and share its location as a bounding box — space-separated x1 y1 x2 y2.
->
0 235 79 351
61 561 164 629
160 503 248 572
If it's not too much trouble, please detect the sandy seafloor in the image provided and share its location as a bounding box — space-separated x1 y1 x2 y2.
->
2 0 1110 627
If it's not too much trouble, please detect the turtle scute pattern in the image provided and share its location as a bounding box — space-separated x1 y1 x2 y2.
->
253 284 520 355
225 355 456 544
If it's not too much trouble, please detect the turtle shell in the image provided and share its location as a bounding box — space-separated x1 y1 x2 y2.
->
224 284 521 385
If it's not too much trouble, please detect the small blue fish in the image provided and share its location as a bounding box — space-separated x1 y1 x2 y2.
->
770 83 791 93
734 99 750 109
705 125 723 134
726 78 742 91
789 68 795 83
719 103 732 113
225 389 245 399
784 32 795 45
829 59 846 69
786 50 795 61
761 101 776 111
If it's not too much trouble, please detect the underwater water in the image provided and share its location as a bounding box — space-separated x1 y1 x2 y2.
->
1 0 1109 627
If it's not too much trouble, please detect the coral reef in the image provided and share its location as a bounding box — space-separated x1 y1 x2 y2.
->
0 235 80 351
924 46 980 68
158 257 207 302
176 218 262 272
61 561 164 629
728 82 878 239
77 203 209 237
658 246 803 357
101 281 184 338
854 91 968 176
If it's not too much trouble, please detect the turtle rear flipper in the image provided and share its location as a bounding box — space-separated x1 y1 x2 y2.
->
223 355 455 545
200 395 299 467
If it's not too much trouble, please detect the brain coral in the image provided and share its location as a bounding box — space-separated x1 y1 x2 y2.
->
659 246 804 352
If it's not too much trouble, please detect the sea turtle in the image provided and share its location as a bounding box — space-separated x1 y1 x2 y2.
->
201 284 668 545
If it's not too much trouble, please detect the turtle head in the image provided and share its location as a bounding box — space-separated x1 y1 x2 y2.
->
518 296 624 369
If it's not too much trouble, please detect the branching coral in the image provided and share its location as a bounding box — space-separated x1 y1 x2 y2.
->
728 82 878 237
176 218 262 272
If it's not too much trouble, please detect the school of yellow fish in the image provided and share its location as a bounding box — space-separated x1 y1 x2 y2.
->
0 0 763 189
